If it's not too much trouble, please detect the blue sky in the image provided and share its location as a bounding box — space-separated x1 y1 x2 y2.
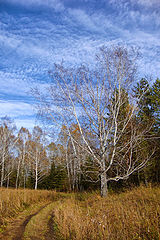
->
0 0 160 131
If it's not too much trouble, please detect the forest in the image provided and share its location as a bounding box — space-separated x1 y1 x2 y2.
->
0 47 160 197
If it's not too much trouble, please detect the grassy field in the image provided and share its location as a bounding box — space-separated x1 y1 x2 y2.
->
0 186 160 239
54 186 160 240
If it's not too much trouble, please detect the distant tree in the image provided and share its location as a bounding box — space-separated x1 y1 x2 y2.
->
15 127 31 188
28 126 49 190
58 123 95 191
0 117 17 187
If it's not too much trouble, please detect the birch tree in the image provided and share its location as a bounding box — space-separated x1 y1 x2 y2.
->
15 127 31 188
59 124 88 191
28 126 49 190
33 46 154 196
0 117 16 187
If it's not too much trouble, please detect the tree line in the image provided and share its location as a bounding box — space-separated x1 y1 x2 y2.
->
1 46 160 196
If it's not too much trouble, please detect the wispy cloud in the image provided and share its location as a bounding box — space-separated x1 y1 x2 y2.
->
133 0 160 8
109 0 160 29
0 100 34 118
0 0 159 130
3 0 65 11
0 100 37 129
109 0 160 8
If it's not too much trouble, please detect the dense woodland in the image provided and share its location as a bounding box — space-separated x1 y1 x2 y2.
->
1 47 160 195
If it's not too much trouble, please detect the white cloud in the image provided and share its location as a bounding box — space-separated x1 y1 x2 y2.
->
5 0 65 11
0 71 31 97
67 8 120 35
134 0 160 7
0 32 22 50
0 100 34 118
0 31 52 60
0 100 36 132
109 0 160 28
109 0 160 8
15 118 36 131
68 9 99 32
1 0 160 104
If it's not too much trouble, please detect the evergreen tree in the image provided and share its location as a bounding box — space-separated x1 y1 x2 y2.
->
149 78 160 182
133 78 160 184
133 78 153 123
150 78 160 132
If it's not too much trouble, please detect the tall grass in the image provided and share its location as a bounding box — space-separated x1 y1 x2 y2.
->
0 188 56 227
0 186 160 239
54 186 160 240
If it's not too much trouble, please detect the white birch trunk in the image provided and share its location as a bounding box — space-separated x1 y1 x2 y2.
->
35 151 38 190
100 171 108 197
16 158 21 189
1 148 5 187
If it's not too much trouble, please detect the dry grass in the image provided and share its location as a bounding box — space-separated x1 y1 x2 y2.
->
54 186 160 240
0 188 56 229
0 186 160 239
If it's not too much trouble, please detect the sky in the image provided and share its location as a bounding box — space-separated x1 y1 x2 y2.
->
0 0 160 132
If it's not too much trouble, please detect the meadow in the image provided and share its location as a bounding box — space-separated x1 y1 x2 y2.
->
0 186 159 239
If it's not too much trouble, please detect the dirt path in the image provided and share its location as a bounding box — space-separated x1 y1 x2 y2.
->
0 202 64 240
12 204 49 240
0 203 50 240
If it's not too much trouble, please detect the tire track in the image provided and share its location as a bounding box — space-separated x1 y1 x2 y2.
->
12 203 49 240
44 212 56 240
44 211 63 240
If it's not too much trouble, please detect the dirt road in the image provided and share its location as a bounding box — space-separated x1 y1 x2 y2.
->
0 202 61 240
